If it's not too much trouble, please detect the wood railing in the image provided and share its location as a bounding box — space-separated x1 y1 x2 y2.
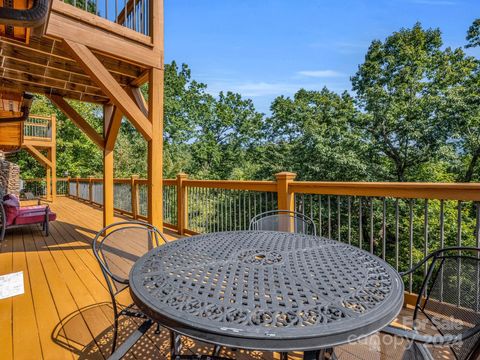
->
23 172 480 295
23 115 54 142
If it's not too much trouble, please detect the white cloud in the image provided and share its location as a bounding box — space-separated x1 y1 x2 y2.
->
297 70 345 78
206 80 347 98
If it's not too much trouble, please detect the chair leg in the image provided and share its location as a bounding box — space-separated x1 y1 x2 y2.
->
213 344 221 356
279 352 288 360
0 225 5 241
155 322 161 334
170 330 182 358
111 316 119 355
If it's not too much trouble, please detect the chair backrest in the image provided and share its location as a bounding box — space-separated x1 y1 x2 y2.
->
415 247 480 360
249 210 317 236
92 221 167 297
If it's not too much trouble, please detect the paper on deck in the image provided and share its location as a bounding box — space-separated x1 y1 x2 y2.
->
0 271 24 300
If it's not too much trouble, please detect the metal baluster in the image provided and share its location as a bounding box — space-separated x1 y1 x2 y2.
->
395 199 399 271
359 198 363 250
457 201 462 306
424 199 429 276
115 0 118 21
133 0 136 31
409 199 414 293
476 202 479 312
382 198 386 260
370 198 374 254
318 195 322 237
243 191 246 230
310 195 314 235
248 191 252 228
348 197 351 245
328 196 331 239
337 196 341 242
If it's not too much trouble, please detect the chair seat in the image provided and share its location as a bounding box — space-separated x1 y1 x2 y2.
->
14 210 56 225
18 205 48 213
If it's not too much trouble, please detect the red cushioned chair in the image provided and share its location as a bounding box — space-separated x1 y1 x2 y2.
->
0 194 56 241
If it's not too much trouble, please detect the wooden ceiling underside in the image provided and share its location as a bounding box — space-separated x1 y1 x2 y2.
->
0 35 148 104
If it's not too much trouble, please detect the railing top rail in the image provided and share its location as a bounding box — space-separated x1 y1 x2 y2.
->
27 115 54 121
290 181 480 201
183 179 277 192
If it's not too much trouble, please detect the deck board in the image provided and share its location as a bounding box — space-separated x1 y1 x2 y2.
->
0 197 454 360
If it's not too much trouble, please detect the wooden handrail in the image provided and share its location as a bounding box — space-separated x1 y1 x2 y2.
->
290 182 480 201
183 179 277 192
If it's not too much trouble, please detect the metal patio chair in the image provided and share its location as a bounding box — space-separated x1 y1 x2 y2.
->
92 221 167 355
382 247 480 360
249 209 317 236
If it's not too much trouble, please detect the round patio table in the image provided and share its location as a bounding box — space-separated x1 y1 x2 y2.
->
129 231 404 358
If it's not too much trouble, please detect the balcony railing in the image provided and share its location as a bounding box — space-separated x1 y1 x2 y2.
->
23 116 53 141
22 174 480 297
59 0 150 35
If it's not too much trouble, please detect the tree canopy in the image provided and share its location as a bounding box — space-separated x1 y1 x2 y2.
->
15 21 480 184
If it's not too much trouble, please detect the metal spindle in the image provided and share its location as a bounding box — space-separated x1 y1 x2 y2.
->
457 201 462 306
318 195 322 237
337 196 341 242
370 198 374 254
348 197 351 245
359 198 363 249
328 196 331 239
423 199 429 276
409 199 414 293
476 202 480 312
382 198 386 260
439 199 444 302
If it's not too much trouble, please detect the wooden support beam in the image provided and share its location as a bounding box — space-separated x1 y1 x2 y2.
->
48 114 57 201
25 145 53 168
103 104 115 228
147 68 164 229
126 87 148 117
130 69 149 87
63 40 153 141
48 95 105 149
105 107 123 151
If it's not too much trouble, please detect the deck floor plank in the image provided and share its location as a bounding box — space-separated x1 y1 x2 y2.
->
0 232 14 360
11 228 43 359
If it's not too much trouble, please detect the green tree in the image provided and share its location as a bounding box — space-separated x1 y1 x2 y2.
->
256 88 371 181
351 23 461 181
188 91 264 179
466 18 480 48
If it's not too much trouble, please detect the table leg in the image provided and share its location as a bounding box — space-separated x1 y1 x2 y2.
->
303 348 336 360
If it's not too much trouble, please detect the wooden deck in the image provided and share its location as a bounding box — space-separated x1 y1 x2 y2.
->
0 197 452 360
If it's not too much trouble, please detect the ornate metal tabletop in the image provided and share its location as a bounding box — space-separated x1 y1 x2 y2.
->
129 231 404 351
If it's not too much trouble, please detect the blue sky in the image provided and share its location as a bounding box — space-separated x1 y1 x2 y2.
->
164 0 480 114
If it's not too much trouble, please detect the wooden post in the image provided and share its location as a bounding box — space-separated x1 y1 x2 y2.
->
66 176 71 196
147 68 164 229
131 175 139 219
147 0 164 229
50 114 57 201
275 172 297 231
88 176 94 203
176 173 188 234
103 104 115 228
76 176 80 199
45 166 52 201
